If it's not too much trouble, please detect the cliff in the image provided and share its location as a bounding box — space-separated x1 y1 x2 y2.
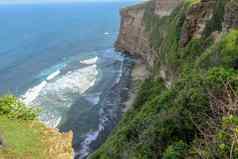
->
0 119 73 159
90 0 238 158
116 0 238 83
115 3 156 67
154 0 183 16
115 0 183 68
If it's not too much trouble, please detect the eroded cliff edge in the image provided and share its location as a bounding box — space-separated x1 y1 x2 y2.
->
0 96 73 159
115 0 183 68
115 2 155 67
116 0 238 84
90 0 238 158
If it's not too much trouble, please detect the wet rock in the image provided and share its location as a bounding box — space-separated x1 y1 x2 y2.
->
115 0 183 67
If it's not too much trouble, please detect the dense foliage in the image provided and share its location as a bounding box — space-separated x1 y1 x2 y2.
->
90 0 238 158
0 95 39 120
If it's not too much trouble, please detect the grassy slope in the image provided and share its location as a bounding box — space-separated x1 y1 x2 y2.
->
0 96 73 159
0 117 73 159
90 0 238 158
0 116 47 159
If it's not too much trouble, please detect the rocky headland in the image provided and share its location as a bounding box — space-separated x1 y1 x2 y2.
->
90 0 238 158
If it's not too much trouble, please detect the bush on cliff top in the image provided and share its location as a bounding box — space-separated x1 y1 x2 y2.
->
0 95 39 120
0 96 73 159
197 29 238 69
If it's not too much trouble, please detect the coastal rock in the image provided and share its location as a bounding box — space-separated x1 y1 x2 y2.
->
115 0 183 67
154 0 183 16
179 0 216 47
224 0 238 31
115 3 156 67
90 0 238 158
42 128 73 159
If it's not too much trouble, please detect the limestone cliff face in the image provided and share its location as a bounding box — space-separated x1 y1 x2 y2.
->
179 0 217 46
90 1 238 158
115 3 156 67
116 0 238 68
180 0 238 46
154 0 183 16
224 0 238 31
115 0 183 68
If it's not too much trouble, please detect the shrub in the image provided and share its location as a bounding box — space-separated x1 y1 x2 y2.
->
162 141 188 159
203 0 228 37
0 95 39 120
197 30 238 69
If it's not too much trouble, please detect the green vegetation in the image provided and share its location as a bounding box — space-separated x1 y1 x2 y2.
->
90 0 238 158
0 116 47 159
0 95 39 120
0 96 45 158
197 30 238 69
203 0 228 37
0 96 72 159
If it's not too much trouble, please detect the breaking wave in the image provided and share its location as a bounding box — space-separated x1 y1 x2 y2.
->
21 69 61 105
80 56 98 65
21 57 99 128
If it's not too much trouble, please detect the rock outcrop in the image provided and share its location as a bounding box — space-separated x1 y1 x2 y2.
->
90 0 238 158
116 0 238 63
115 3 156 67
42 128 73 159
154 0 182 16
179 0 216 46
115 0 184 67
224 0 238 31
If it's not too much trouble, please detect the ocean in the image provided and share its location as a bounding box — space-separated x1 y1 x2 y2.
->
0 2 136 158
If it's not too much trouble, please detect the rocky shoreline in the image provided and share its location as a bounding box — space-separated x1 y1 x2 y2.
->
58 53 135 159
79 56 150 159
86 58 150 159
82 55 135 159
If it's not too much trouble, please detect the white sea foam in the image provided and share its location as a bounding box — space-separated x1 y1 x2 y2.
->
42 115 62 128
44 64 98 94
115 60 124 84
79 53 126 158
84 93 101 105
21 69 61 105
79 108 108 159
80 56 98 65
79 130 100 158
41 64 98 127
104 32 110 35
46 70 61 81
37 63 66 79
22 64 99 128
79 123 105 159
102 49 124 62
21 80 47 105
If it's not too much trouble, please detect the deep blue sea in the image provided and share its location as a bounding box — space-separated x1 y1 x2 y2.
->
0 2 132 94
0 2 136 158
